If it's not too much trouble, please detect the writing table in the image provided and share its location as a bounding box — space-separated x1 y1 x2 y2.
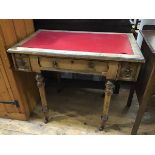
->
7 30 144 130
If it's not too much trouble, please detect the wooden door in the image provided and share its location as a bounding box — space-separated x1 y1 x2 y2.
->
0 19 39 120
0 56 18 112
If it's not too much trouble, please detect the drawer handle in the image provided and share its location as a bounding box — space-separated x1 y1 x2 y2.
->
53 60 58 67
88 61 94 68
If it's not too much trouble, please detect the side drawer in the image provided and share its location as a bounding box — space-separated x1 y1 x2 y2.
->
12 54 32 72
39 57 109 75
117 62 141 81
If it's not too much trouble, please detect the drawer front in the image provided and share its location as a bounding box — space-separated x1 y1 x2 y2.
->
117 62 140 81
39 57 108 75
12 54 31 72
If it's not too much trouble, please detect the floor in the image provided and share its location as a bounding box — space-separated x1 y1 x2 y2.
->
0 79 155 135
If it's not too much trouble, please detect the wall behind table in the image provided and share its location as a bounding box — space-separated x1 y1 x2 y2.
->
0 19 39 120
34 19 132 32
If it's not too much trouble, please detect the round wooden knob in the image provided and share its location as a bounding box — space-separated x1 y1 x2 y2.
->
88 61 94 68
53 60 58 67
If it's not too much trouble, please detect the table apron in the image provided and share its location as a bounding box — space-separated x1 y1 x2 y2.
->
12 54 141 81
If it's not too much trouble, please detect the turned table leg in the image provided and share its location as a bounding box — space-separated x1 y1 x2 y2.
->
36 73 49 123
126 82 135 107
99 80 114 131
113 81 120 94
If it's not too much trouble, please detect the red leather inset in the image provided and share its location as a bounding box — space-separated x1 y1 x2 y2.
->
21 30 133 54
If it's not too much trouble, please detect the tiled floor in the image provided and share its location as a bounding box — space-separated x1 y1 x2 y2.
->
0 80 155 135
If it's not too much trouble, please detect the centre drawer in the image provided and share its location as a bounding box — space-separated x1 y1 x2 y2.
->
39 57 108 74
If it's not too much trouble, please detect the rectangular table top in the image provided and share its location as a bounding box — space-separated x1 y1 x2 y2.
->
7 30 144 63
21 30 133 55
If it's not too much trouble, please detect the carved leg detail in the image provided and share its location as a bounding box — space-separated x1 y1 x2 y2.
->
36 73 49 123
99 80 113 131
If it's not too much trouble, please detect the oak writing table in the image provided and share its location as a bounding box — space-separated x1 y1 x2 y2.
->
7 30 144 130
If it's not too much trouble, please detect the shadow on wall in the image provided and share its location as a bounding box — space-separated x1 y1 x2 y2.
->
33 19 132 33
